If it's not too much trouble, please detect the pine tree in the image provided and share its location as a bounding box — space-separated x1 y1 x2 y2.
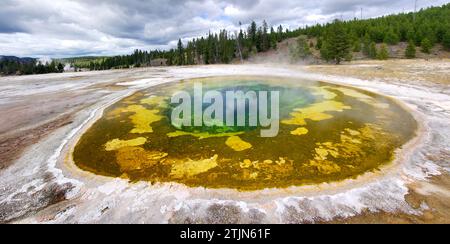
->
384 28 400 45
406 28 416 43
261 20 270 52
362 33 372 56
369 42 377 59
316 38 322 50
353 40 361 52
345 52 353 62
270 26 277 49
186 42 195 65
420 38 432 54
255 27 263 52
277 25 283 42
320 40 333 62
405 40 416 58
177 39 184 65
57 63 64 73
249 21 257 48
377 44 389 60
326 20 351 64
442 31 450 50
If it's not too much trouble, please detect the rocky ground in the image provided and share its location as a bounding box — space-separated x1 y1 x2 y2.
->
0 61 448 223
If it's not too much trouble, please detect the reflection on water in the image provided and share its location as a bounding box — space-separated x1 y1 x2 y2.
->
73 76 417 190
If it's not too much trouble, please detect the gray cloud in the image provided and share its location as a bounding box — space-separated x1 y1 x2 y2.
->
0 0 448 57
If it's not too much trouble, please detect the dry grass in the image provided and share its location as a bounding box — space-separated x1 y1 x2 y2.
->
306 59 450 85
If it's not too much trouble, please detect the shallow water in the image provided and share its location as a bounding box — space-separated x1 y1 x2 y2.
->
73 76 417 190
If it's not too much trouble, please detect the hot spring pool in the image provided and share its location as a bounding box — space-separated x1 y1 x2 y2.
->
73 76 417 190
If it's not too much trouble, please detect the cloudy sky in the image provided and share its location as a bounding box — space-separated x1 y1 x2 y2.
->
0 0 448 58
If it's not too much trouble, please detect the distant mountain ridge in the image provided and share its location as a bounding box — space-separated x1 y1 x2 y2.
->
0 55 36 64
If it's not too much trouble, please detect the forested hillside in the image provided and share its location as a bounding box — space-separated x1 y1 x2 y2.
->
78 21 290 70
83 3 449 70
0 56 64 75
2 3 449 75
301 3 450 63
